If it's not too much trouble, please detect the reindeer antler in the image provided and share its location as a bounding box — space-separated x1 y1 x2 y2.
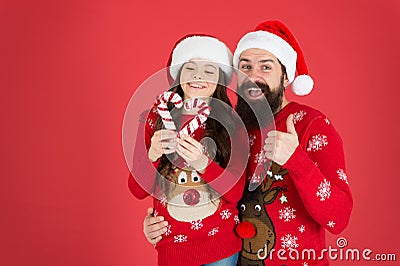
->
271 162 289 176
260 161 290 192
261 162 275 192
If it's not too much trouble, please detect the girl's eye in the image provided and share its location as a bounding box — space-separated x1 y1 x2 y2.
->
262 65 271 70
241 65 251 70
204 66 217 74
254 204 262 212
185 67 195 70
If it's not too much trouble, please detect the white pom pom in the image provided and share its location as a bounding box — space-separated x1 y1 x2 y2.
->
292 75 314 96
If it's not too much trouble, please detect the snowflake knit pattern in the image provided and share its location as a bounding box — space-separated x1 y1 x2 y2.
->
242 102 353 266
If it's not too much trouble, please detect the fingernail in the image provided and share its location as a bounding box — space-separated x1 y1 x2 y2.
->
163 221 168 226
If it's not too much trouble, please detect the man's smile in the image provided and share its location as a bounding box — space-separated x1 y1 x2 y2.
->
246 87 265 100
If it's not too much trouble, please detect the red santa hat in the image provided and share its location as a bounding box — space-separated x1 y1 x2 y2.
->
167 34 233 85
233 20 314 96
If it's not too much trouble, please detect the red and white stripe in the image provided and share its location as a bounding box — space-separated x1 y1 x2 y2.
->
155 92 183 130
178 98 211 138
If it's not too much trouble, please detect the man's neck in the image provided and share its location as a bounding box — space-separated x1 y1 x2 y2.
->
274 95 290 115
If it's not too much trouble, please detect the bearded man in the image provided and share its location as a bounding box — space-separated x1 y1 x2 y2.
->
233 20 352 266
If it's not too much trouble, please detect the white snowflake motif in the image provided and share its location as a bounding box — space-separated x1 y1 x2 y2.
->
173 234 187 243
266 170 273 177
249 135 257 146
281 234 299 250
147 119 155 129
327 221 336 228
337 169 349 184
164 224 172 236
316 179 331 201
324 117 331 125
160 194 167 207
249 173 262 184
307 134 328 152
249 134 256 146
293 110 306 124
298 225 306 233
274 174 284 181
153 210 158 217
279 207 296 222
190 219 203 231
234 215 240 225
220 209 232 220
254 150 268 166
302 262 309 266
208 227 219 236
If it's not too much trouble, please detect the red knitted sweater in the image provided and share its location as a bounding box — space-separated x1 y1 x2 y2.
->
238 102 353 266
128 107 248 266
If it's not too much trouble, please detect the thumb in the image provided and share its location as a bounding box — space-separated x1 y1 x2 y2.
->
146 207 154 217
286 114 297 135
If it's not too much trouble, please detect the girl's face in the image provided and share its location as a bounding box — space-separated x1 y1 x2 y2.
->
180 59 219 100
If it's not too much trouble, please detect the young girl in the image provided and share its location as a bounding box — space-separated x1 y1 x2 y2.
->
128 35 248 266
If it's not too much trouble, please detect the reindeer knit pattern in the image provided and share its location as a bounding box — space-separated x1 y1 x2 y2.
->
241 102 353 266
129 108 247 266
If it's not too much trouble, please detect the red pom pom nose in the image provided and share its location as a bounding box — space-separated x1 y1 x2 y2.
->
183 189 201 206
236 221 256 239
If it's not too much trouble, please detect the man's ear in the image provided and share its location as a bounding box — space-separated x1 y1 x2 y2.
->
283 76 290 88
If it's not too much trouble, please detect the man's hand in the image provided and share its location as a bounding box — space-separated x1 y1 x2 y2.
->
143 208 168 245
264 114 299 165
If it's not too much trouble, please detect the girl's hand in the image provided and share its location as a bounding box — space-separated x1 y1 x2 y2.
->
148 130 177 162
176 135 208 172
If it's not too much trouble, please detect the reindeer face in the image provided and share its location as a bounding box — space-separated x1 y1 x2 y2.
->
236 162 287 263
238 186 280 221
237 188 277 260
240 197 263 218
167 169 220 222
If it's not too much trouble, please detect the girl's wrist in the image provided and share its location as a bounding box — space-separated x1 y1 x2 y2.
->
191 154 208 173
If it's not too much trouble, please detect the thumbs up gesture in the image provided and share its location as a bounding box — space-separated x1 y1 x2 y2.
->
264 114 299 165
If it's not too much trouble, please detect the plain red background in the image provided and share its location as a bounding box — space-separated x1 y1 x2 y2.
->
1 0 399 265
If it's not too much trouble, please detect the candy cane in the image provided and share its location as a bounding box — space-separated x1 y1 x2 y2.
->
178 98 211 138
155 92 183 130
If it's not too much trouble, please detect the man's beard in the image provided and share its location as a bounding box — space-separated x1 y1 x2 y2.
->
235 80 285 130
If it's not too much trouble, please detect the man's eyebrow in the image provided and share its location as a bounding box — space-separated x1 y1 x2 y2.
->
239 58 275 63
259 59 274 63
